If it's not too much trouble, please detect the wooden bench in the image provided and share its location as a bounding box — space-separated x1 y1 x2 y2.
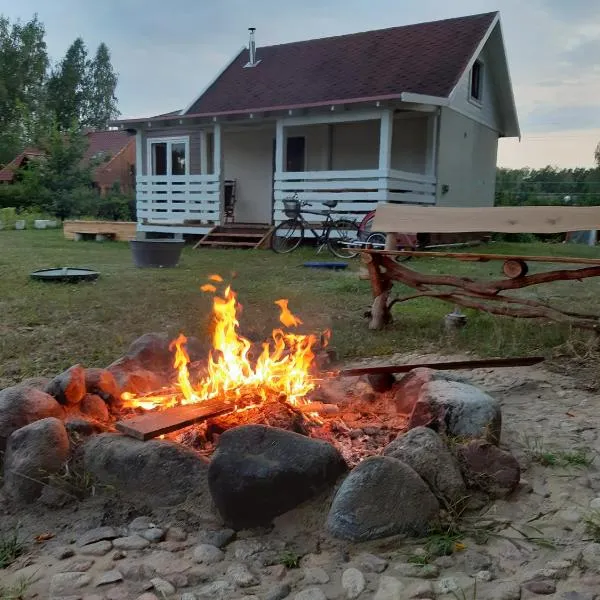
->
63 220 137 242
362 205 600 331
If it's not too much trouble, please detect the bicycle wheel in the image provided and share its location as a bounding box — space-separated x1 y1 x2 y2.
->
271 219 304 254
327 219 360 259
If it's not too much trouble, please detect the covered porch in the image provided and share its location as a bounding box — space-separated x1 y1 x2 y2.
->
133 106 439 234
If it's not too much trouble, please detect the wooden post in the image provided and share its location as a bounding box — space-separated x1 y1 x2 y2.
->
364 253 392 330
200 130 208 175
378 109 394 201
214 124 223 223
275 119 285 174
385 232 398 251
135 130 143 177
426 112 438 177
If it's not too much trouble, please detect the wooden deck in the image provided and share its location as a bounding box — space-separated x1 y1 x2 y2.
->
63 220 137 241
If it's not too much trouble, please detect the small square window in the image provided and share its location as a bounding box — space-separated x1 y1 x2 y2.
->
470 60 483 103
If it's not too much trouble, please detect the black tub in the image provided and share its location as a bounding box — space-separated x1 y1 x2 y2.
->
130 239 185 268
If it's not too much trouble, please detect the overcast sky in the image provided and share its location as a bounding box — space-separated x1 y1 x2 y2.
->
2 0 600 169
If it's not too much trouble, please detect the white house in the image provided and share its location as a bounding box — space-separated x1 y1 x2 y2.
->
115 11 519 243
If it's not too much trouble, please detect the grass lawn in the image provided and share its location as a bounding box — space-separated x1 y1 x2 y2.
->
1 229 600 388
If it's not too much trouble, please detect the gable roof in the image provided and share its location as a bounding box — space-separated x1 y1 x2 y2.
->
0 148 45 182
184 12 497 116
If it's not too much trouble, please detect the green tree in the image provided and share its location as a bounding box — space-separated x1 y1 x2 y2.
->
0 14 49 163
46 37 88 131
595 142 600 168
84 43 119 129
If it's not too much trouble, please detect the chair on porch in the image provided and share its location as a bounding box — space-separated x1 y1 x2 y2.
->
224 180 237 224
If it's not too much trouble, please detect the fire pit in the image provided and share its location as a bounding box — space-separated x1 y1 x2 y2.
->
0 275 520 540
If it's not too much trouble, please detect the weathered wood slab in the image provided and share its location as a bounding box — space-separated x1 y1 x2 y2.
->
364 249 600 265
372 205 600 234
116 398 233 441
63 220 137 241
340 356 545 377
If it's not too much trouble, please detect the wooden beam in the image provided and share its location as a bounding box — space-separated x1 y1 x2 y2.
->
371 204 600 234
115 399 233 441
340 356 545 377
365 249 600 265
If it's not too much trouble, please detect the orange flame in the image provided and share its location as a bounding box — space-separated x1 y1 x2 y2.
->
275 299 303 327
123 280 320 411
200 284 217 293
209 274 223 282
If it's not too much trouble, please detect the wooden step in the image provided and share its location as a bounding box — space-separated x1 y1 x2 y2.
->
206 232 265 238
197 240 259 247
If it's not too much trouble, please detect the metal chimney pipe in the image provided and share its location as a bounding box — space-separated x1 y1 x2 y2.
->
248 27 256 65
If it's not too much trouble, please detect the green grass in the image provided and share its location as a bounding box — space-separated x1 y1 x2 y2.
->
0 576 32 600
522 435 595 467
0 527 24 569
1 230 600 387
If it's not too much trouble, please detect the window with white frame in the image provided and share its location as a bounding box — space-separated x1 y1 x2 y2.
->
147 137 189 176
469 60 483 103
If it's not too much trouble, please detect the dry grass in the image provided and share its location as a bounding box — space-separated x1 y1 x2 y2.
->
1 230 600 387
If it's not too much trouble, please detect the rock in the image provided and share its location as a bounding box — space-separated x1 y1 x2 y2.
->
0 384 64 451
151 577 176 595
456 440 521 498
342 568 365 599
84 368 121 404
392 367 468 414
141 528 165 543
460 548 493 575
96 570 124 586
126 333 173 371
562 593 597 600
77 527 119 547
136 595 160 600
374 575 404 600
367 373 396 393
40 485 75 508
80 540 113 556
193 543 225 564
354 552 388 573
83 433 209 506
55 546 76 560
46 364 86 406
180 594 197 600
265 583 292 600
227 563 259 587
295 588 327 600
50 572 92 595
138 550 193 577
59 559 95 573
405 581 434 599
590 498 600 510
208 425 346 528
327 456 439 541
21 376 51 390
129 516 155 531
112 550 126 560
80 394 110 422
483 581 521 600
476 570 493 582
383 426 466 505
303 567 330 584
198 528 235 548
391 562 439 578
112 535 150 550
408 378 501 443
522 579 556 594
3 417 69 502
194 580 236 599
107 356 166 397
166 526 187 542
65 417 106 438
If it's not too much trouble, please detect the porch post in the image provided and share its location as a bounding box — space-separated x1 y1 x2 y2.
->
200 130 208 175
135 130 143 177
275 119 284 174
214 124 223 223
378 110 396 251
426 112 438 176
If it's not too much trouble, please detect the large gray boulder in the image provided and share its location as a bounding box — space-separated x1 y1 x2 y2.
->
45 364 86 406
208 425 347 529
383 426 466 506
408 379 501 443
83 433 209 506
125 333 173 372
107 356 165 397
326 456 439 541
3 417 69 502
84 368 121 405
0 384 64 452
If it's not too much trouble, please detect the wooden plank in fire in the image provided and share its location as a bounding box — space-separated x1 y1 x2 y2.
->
115 398 234 441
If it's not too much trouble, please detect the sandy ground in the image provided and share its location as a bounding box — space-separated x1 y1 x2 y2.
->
2 354 600 599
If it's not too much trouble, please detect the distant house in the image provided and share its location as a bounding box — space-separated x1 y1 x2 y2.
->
0 130 136 196
114 11 519 237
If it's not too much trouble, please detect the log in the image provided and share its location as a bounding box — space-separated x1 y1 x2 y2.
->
502 259 529 278
115 398 234 440
340 356 545 377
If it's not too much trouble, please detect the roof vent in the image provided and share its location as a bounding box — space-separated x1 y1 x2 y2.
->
244 27 261 68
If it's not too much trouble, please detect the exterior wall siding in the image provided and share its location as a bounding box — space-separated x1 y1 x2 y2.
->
222 127 275 224
449 43 501 132
436 107 498 208
391 116 428 173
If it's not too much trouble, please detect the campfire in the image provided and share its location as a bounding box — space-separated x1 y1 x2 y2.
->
114 275 408 465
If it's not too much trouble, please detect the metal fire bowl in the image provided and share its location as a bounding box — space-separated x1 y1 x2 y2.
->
30 267 100 283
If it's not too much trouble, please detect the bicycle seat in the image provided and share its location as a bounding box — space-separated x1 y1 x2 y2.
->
322 200 337 208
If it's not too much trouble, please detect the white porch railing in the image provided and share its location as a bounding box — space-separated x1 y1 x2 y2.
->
273 168 435 224
136 175 221 224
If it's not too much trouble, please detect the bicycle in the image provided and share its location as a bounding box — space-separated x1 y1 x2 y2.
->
270 194 360 258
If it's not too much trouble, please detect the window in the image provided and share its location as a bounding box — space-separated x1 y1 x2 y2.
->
470 60 483 103
147 137 189 176
286 137 306 171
